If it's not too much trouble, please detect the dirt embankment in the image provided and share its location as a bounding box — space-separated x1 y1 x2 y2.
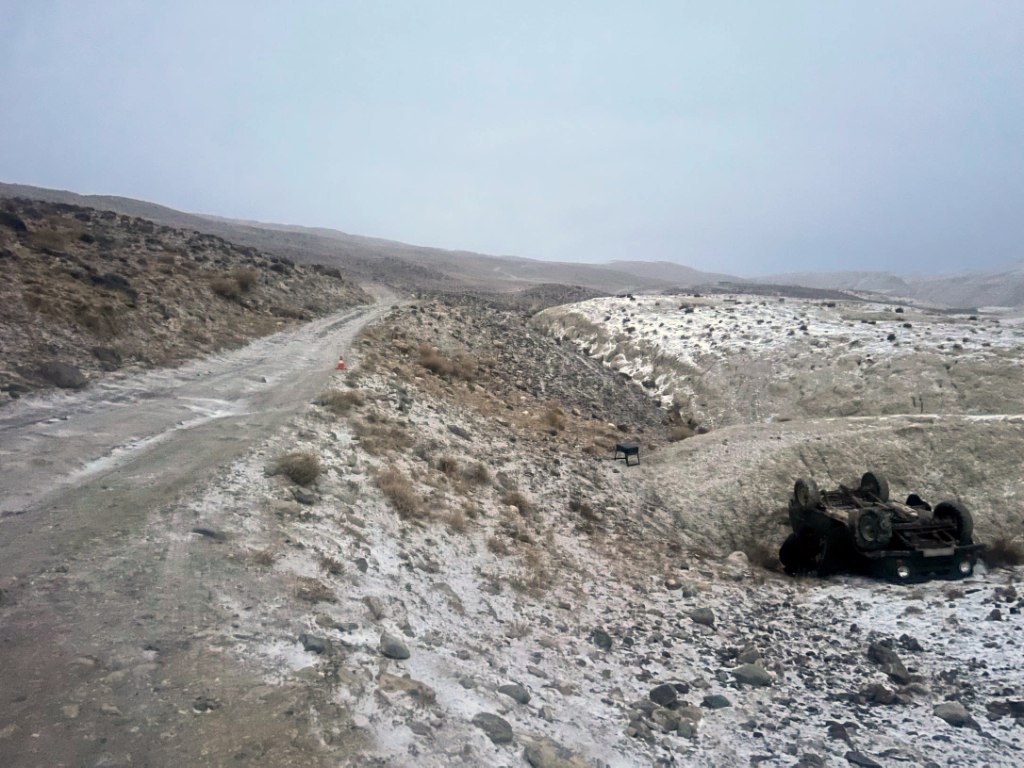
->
0 197 370 402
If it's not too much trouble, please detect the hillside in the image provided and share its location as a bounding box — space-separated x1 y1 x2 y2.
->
0 183 681 294
0 197 369 401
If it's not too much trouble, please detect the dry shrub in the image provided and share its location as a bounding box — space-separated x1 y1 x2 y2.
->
316 388 365 416
981 537 1024 569
28 228 68 252
295 577 335 603
250 547 278 567
210 275 241 300
541 404 567 432
446 508 467 533
667 425 695 442
417 344 476 381
320 555 345 575
375 467 424 519
274 451 321 486
462 462 491 486
501 490 531 516
487 536 510 555
233 266 260 292
353 412 413 455
437 455 459 477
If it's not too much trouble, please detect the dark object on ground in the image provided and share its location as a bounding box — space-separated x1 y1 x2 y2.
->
36 361 87 389
613 443 639 466
779 471 981 583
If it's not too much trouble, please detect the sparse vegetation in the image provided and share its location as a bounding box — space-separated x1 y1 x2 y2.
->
273 450 322 486
320 555 345 575
375 467 424 519
233 266 260 292
541 403 567 432
250 547 278 567
417 344 477 381
981 537 1024 569
462 462 491 486
436 455 459 476
316 388 365 416
501 490 531 515
209 275 242 300
353 411 413 455
295 577 335 603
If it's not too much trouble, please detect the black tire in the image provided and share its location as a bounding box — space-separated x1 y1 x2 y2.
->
850 507 893 550
934 501 974 545
859 471 890 502
780 531 820 576
794 478 821 510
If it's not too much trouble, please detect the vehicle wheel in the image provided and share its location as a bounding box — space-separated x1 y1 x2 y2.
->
793 478 821 510
859 471 890 502
934 501 974 545
850 507 893 550
780 531 820 576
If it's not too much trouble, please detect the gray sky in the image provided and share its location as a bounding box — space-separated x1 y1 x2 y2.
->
1 1 1021 275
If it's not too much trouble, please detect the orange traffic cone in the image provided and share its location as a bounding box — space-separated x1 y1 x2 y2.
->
336 355 346 371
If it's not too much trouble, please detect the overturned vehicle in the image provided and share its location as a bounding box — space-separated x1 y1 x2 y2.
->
780 471 982 582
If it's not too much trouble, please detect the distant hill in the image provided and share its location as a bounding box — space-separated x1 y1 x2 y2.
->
4 182 1023 306
605 259 737 287
0 182 676 294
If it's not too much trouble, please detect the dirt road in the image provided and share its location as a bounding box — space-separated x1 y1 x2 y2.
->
0 293 396 767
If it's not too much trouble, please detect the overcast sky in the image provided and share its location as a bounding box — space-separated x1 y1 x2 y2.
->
1 2 1021 275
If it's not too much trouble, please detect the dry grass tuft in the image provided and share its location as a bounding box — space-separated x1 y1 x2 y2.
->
417 344 477 381
273 451 322 486
437 455 459 477
232 266 260 292
981 537 1024 569
375 467 424 519
209 275 242 300
295 577 335 603
541 404 567 432
462 462 491 486
316 388 365 416
320 555 345 575
501 490 531 516
446 507 468 533
353 411 413 455
667 425 695 442
487 536 510 556
250 547 278 567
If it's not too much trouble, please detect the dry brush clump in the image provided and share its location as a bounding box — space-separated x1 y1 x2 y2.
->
462 462 491 486
417 344 477 381
981 536 1024 569
272 450 322 486
501 490 532 516
316 388 365 416
541 403 567 433
375 467 425 519
353 411 413 455
295 577 336 603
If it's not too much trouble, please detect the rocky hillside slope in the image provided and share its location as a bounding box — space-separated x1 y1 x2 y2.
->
0 197 370 402
86 291 1021 767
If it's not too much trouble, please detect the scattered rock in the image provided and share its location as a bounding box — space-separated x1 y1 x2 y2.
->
702 694 731 709
472 712 513 744
190 527 226 542
292 487 316 505
689 607 715 627
866 642 911 685
523 736 587 768
845 751 882 768
363 595 386 620
933 701 977 728
379 632 410 660
299 633 330 654
731 663 773 687
590 628 613 650
192 696 221 713
37 361 87 389
649 683 677 707
498 683 530 705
